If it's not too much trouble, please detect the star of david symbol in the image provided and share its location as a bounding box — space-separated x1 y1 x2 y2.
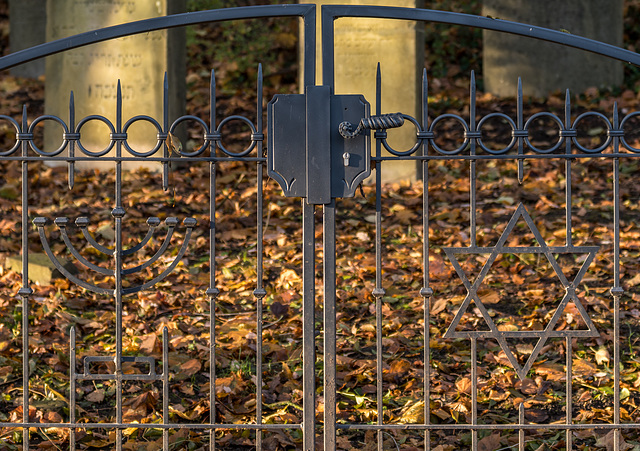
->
443 203 599 379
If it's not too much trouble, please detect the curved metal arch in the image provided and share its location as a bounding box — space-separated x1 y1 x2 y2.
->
0 4 316 72
321 5 640 88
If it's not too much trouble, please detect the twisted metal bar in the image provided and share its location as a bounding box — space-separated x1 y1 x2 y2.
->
338 112 404 139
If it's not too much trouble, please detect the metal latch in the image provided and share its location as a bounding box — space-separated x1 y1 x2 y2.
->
267 86 371 204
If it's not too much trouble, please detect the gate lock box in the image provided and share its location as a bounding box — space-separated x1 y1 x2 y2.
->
268 86 405 205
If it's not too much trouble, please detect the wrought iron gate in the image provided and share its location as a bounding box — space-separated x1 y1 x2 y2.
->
1 4 640 450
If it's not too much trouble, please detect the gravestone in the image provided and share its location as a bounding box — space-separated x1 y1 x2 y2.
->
45 0 186 171
483 0 623 98
303 0 424 182
9 0 46 78
4 253 78 285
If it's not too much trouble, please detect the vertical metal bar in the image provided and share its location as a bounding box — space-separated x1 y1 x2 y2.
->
70 326 76 450
564 89 574 450
301 9 316 450
469 72 477 248
374 62 385 451
323 201 337 451
564 89 572 248
302 3 316 88
518 402 525 451
320 6 334 88
516 78 524 184
302 199 316 451
207 69 219 451
471 338 477 451
611 102 622 449
565 337 572 449
564 89 573 450
420 68 432 451
113 80 125 451
321 8 336 449
68 92 75 190
163 327 169 450
19 104 32 451
254 64 265 451
162 73 169 192
302 201 316 451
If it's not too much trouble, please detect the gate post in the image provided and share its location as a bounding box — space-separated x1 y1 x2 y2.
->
303 203 317 451
323 202 337 451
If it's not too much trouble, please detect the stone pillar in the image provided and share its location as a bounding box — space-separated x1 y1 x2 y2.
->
45 0 186 171
9 0 46 78
303 0 424 182
483 0 623 98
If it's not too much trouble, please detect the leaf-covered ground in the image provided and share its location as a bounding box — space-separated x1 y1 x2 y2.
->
2 1 640 450
1 89 640 450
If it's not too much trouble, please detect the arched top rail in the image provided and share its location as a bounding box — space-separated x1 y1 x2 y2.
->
1 4 638 78
321 5 640 68
0 4 316 71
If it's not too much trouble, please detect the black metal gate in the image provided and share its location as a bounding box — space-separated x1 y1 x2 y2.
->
1 4 640 450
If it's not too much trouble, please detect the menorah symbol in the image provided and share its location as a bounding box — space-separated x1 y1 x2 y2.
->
32 213 196 390
32 214 197 294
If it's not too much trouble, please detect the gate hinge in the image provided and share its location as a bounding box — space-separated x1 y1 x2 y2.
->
267 86 370 204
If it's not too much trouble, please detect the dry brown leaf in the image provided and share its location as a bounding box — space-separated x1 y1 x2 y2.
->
431 297 449 315
139 333 157 354
594 430 633 451
516 377 538 395
179 358 202 378
572 359 597 378
396 400 424 424
85 388 105 403
478 433 501 451
455 376 472 395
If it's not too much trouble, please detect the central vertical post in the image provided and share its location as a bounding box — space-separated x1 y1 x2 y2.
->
321 11 337 450
323 201 337 450
302 202 317 451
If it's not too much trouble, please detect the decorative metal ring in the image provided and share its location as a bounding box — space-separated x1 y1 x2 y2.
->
571 112 612 153
75 115 116 157
122 115 163 157
169 115 210 157
216 115 258 157
477 113 517 155
27 115 70 156
524 112 564 154
380 114 423 156
429 113 470 155
0 115 21 156
619 111 640 153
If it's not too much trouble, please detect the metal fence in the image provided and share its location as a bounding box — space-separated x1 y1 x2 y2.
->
1 4 640 450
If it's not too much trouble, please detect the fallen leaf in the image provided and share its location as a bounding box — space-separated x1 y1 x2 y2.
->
85 389 105 403
594 430 633 451
478 433 501 451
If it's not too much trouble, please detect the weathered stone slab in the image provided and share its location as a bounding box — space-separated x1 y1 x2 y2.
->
483 0 623 98
4 253 78 286
44 0 186 171
303 0 424 182
9 0 46 78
